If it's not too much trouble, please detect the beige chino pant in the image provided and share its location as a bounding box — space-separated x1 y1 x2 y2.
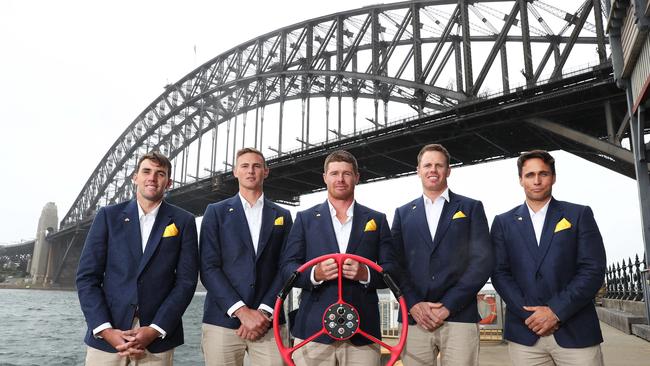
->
201 322 287 366
508 335 604 366
400 322 480 366
292 337 380 366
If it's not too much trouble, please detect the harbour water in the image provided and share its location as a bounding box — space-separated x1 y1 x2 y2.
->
0 289 205 366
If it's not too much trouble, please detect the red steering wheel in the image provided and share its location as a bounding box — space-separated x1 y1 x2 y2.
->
273 253 408 366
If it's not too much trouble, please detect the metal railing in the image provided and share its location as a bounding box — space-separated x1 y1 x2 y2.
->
604 254 647 301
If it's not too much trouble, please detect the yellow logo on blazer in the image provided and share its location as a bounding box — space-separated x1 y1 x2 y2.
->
554 218 572 233
163 223 179 237
274 216 284 226
452 211 467 219
364 219 377 232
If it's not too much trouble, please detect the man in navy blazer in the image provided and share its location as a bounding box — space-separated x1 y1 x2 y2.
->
200 147 293 366
77 151 199 365
491 150 606 365
281 150 393 365
390 144 493 366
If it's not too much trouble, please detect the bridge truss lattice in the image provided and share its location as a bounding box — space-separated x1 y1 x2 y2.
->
61 0 610 228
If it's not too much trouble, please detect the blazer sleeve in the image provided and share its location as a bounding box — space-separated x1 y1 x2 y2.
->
546 206 606 322
199 205 244 312
261 211 294 308
76 207 112 330
439 200 494 316
151 214 199 332
490 214 531 320
389 208 422 309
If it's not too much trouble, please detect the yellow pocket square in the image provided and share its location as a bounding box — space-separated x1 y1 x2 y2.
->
364 219 377 232
452 211 467 219
554 218 572 233
163 223 179 237
274 216 284 226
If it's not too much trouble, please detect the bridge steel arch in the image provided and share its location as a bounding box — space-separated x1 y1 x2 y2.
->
60 0 614 230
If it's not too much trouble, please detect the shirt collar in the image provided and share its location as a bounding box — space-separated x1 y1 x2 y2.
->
327 199 355 219
137 200 162 219
423 188 450 205
239 193 265 209
527 198 551 217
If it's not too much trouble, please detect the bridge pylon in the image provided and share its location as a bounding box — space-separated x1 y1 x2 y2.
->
29 202 57 285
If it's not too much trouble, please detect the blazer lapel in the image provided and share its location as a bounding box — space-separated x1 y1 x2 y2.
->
513 203 540 261
123 200 142 265
536 198 563 271
315 201 340 253
346 203 368 254
413 197 435 251
230 195 256 256
431 194 459 252
256 200 276 260
137 201 172 276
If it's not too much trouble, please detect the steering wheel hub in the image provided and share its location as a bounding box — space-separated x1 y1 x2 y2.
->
323 303 359 340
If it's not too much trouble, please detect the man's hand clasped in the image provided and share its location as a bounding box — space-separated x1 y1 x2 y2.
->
234 306 271 341
524 305 560 336
100 326 161 358
410 302 450 332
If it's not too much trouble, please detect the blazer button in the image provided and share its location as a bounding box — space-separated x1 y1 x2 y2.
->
431 275 435 281
250 284 255 288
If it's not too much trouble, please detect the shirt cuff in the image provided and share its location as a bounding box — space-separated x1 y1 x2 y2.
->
359 265 371 285
150 323 166 339
258 303 274 315
310 267 324 286
227 301 246 318
92 322 112 339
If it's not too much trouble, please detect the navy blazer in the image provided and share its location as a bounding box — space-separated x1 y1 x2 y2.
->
281 201 393 345
390 191 493 324
76 200 199 353
491 198 606 347
200 195 293 329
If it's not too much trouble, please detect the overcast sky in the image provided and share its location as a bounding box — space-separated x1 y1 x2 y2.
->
0 0 646 265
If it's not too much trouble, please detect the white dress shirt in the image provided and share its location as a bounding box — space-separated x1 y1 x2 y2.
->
93 201 166 338
240 193 264 254
228 193 274 317
527 199 551 246
423 189 450 242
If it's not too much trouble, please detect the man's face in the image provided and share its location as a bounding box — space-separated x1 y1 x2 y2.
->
132 159 171 203
519 157 555 204
417 150 451 194
323 161 359 201
233 152 268 191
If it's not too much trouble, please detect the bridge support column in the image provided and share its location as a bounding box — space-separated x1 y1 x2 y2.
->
626 98 650 323
30 202 58 284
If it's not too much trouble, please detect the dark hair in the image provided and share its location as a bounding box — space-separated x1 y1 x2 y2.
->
417 144 451 166
236 147 267 167
324 150 359 175
517 150 556 177
137 151 172 177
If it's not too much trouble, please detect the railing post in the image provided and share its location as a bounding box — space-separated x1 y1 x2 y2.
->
633 255 642 301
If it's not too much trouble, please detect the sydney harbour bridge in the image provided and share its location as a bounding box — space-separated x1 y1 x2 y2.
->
5 0 648 288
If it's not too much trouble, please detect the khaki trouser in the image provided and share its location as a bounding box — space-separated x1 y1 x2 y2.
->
201 323 287 366
292 337 380 366
400 322 480 366
508 336 604 366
